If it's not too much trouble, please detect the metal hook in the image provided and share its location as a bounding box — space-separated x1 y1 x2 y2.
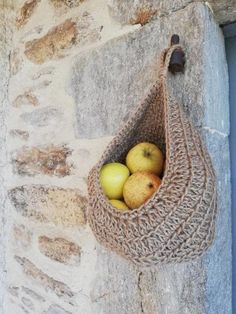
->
168 34 185 74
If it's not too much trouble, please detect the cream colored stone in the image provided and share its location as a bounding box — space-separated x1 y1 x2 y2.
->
11 145 72 177
21 296 34 311
24 19 77 64
13 92 39 107
20 106 63 127
31 66 55 80
9 185 87 227
16 0 41 29
8 286 19 298
15 256 75 302
46 304 72 314
50 0 82 8
43 188 87 227
108 0 236 25
38 236 81 264
10 48 22 75
130 7 158 25
13 224 32 249
21 287 45 302
9 130 29 141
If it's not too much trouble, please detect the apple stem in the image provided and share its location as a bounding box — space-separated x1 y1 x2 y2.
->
143 151 151 158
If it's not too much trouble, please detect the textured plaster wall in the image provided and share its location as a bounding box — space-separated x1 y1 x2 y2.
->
0 0 232 313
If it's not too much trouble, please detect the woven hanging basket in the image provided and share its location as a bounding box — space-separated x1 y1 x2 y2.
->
87 43 217 267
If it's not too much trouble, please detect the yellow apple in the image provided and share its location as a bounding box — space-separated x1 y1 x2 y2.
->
123 171 161 209
110 199 129 211
100 162 130 199
126 142 164 176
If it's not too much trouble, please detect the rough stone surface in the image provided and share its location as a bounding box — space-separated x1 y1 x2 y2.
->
210 0 236 25
108 0 236 25
16 0 41 29
30 79 52 90
202 133 232 314
20 305 30 314
25 19 77 64
13 224 32 249
91 245 205 314
38 236 81 264
13 92 39 107
74 12 101 48
9 129 29 141
8 185 87 227
21 296 35 310
45 304 72 314
8 286 19 297
20 25 44 43
9 189 48 222
50 0 82 8
90 249 143 314
130 7 159 26
21 287 45 302
108 0 191 25
20 106 63 127
15 256 75 302
201 14 232 314
10 48 22 75
71 3 204 138
0 1 13 311
31 66 55 80
24 12 101 64
11 145 72 177
149 265 202 313
202 14 229 135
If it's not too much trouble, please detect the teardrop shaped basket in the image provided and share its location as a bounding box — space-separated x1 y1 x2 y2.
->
87 42 217 267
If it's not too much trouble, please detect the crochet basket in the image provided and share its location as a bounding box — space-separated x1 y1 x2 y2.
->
87 44 217 267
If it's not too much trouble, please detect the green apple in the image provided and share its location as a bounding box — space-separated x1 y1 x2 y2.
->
100 162 130 199
126 142 164 176
110 199 129 211
123 171 161 209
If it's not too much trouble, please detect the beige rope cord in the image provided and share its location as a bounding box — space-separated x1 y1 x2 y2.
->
87 43 217 267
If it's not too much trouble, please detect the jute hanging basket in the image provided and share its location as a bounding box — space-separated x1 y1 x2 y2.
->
87 42 217 267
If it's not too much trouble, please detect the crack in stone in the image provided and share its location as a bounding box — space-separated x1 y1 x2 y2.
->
138 271 144 314
202 126 228 137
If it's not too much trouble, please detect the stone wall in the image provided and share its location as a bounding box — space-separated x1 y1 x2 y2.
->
0 0 232 313
0 0 14 311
